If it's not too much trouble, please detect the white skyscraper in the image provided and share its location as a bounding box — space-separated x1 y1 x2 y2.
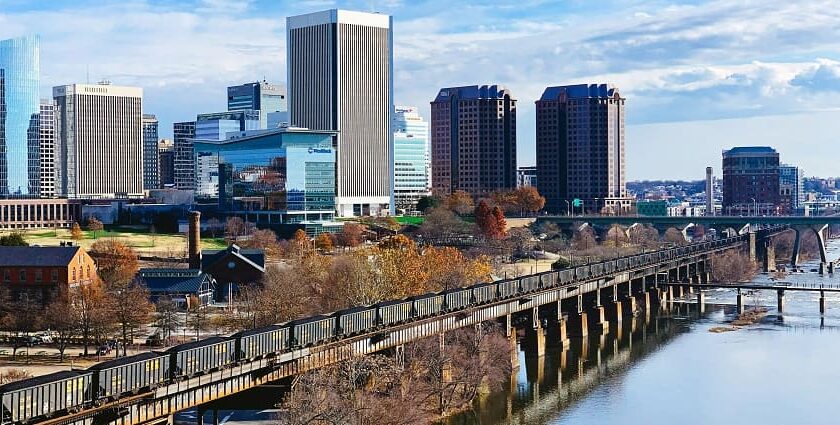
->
392 106 429 213
53 83 143 198
287 9 394 217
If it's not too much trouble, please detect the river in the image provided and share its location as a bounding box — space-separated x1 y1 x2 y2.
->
451 238 840 425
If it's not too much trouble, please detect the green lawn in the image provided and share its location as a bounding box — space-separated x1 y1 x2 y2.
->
9 228 228 256
395 216 424 225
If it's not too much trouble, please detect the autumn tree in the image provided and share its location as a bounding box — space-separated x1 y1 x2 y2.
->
446 190 475 215
86 217 104 239
70 283 111 356
315 232 335 252
90 239 139 284
70 222 84 241
514 186 546 214
475 201 506 239
337 222 365 248
105 279 154 356
710 250 758 285
289 229 310 257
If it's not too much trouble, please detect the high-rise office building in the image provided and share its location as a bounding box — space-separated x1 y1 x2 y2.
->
53 83 143 198
0 36 40 197
173 121 196 191
158 139 175 188
779 164 804 214
722 146 780 215
39 100 56 198
227 81 287 129
430 85 517 198
287 9 394 217
535 84 630 214
705 166 714 216
392 106 429 213
517 166 537 188
142 114 159 190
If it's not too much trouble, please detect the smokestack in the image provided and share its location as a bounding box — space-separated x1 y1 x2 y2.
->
706 167 714 216
188 211 202 269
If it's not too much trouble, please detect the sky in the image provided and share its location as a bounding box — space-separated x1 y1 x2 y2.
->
2 0 840 180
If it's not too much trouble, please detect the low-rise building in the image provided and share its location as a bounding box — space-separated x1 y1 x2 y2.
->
0 245 96 304
136 269 216 309
0 199 82 229
201 245 265 301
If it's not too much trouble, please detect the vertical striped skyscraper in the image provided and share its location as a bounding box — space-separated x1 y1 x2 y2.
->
53 83 143 198
287 9 394 217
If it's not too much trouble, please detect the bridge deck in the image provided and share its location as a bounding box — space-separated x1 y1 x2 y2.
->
667 282 840 292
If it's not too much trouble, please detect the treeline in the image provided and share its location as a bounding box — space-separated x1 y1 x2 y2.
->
278 325 512 424
216 235 493 331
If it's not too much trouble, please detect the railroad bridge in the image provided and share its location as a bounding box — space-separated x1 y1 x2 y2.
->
537 215 840 268
22 228 789 425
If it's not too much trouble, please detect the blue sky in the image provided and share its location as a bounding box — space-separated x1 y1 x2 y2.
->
2 0 840 179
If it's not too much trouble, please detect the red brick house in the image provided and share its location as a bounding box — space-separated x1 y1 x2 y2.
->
0 246 97 304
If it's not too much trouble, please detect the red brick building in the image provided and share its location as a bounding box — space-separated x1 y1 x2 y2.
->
0 246 97 304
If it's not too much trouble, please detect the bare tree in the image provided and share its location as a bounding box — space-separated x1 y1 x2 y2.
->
154 297 180 344
105 279 154 356
43 295 78 361
710 250 758 284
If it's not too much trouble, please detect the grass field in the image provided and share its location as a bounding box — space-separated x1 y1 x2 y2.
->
395 216 424 225
4 228 227 257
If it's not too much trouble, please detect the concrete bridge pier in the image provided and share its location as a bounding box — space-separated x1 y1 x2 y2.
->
763 241 776 272
820 290 826 315
524 308 546 357
737 289 746 314
696 291 706 314
568 295 589 338
791 224 829 268
820 262 826 275
830 262 836 274
777 289 786 313
504 314 520 370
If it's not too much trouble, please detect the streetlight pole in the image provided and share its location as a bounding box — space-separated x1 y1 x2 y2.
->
750 197 757 216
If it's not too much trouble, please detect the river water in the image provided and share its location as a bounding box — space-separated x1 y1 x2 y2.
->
451 239 840 425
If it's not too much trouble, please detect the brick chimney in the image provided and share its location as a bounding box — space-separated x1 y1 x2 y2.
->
188 211 202 269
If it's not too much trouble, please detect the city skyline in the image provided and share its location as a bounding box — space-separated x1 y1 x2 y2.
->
1 1 839 179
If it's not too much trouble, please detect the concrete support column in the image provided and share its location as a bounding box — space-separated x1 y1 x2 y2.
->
763 241 776 272
667 285 674 302
830 262 836 274
697 291 706 314
814 225 829 264
612 301 623 324
820 290 826 315
212 410 219 425
509 331 520 370
777 289 785 313
677 285 685 298
626 295 638 315
593 306 609 334
525 324 546 358
791 228 802 267
568 312 589 337
820 262 826 275
197 409 205 425
557 316 569 348
737 290 746 314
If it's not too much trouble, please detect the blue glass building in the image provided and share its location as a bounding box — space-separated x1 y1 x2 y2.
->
392 106 429 213
194 128 338 233
0 36 40 197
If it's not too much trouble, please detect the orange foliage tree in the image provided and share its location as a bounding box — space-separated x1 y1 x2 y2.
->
89 239 139 284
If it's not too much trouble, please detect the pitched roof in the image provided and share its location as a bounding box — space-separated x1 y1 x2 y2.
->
201 244 265 272
0 246 81 267
137 269 214 294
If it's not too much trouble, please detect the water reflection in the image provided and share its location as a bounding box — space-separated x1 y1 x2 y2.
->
450 303 698 425
455 238 840 425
